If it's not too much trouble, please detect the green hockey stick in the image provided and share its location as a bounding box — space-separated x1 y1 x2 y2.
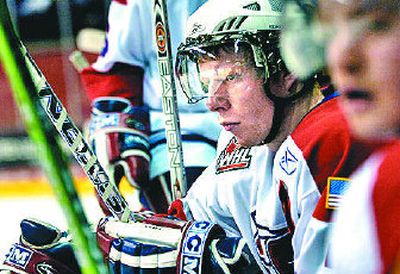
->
0 3 108 274
153 0 188 200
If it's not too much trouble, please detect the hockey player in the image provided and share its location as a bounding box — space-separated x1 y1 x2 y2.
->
0 0 377 273
280 0 400 272
167 0 377 272
1 1 294 273
320 0 400 272
80 0 221 213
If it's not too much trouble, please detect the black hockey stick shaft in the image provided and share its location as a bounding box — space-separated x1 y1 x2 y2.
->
0 3 107 274
153 0 188 200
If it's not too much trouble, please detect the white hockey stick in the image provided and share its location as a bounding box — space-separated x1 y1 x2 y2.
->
68 28 103 72
153 0 187 200
104 220 182 248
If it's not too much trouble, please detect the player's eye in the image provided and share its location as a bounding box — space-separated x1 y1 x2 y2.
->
225 73 240 82
366 15 393 33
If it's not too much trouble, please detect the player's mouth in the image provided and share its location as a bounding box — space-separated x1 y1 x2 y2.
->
221 122 240 132
340 88 373 114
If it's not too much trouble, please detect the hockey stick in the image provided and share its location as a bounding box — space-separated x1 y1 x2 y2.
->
0 5 139 223
0 3 107 274
22 46 138 222
153 0 188 200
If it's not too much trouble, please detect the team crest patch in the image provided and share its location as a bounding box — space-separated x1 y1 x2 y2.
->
279 147 298 175
215 137 252 174
326 177 350 209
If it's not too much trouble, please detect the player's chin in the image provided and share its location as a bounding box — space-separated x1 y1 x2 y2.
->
349 116 398 141
235 134 263 148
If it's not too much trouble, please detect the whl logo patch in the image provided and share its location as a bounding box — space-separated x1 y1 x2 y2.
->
216 137 252 174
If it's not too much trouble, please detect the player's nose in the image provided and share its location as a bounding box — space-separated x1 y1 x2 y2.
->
327 21 364 77
206 94 231 112
205 80 231 112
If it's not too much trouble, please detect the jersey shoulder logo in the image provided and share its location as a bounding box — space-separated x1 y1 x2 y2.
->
326 177 350 209
215 137 252 174
279 146 298 175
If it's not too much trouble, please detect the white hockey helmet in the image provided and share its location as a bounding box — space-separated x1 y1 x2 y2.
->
176 0 285 103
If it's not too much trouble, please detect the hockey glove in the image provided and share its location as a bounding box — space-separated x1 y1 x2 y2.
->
207 237 262 274
88 96 150 213
0 218 80 274
96 215 260 274
96 215 185 273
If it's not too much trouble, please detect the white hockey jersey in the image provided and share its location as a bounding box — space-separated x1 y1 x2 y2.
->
179 97 377 273
271 96 376 273
82 0 221 178
181 130 289 273
329 141 400 274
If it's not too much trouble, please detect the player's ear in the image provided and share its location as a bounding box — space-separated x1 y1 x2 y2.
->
269 71 302 98
282 72 303 97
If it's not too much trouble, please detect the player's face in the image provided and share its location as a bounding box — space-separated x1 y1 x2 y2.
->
326 1 400 139
199 51 275 146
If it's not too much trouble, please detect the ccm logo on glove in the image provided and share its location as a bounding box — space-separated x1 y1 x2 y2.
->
180 221 216 274
4 245 33 268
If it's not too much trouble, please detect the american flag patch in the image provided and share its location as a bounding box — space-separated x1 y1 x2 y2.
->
326 177 350 209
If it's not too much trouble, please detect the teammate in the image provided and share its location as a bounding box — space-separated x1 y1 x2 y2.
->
279 0 400 272
0 0 379 273
320 0 400 272
80 0 221 213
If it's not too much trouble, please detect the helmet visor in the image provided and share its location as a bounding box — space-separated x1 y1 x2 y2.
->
176 39 265 104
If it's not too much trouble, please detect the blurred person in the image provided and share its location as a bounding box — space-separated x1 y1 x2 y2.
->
280 0 400 272
80 0 221 213
323 0 400 273
17 0 97 16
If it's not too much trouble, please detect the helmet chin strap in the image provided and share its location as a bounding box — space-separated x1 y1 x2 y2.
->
260 80 311 145
262 99 286 144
